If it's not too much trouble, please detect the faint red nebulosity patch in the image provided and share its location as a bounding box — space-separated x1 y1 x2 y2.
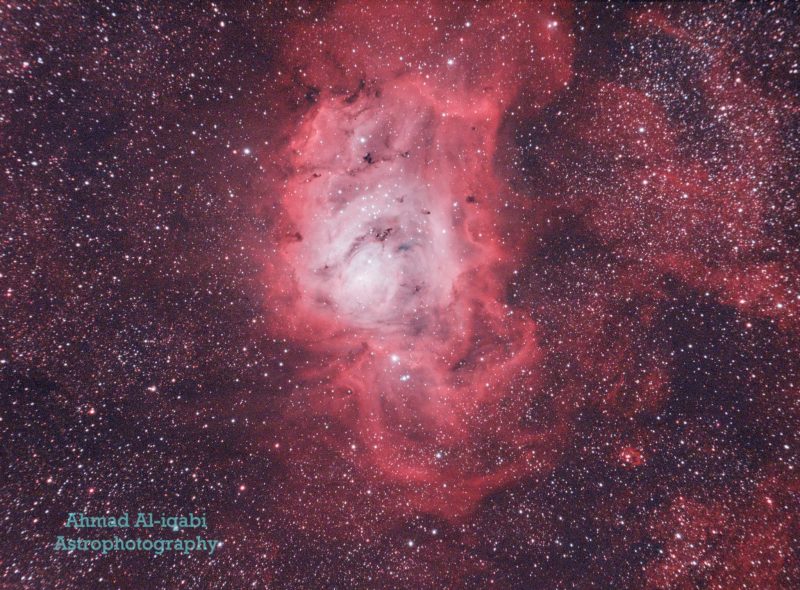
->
619 446 645 468
644 476 798 590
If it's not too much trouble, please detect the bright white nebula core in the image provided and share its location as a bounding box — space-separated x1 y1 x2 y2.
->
285 80 483 334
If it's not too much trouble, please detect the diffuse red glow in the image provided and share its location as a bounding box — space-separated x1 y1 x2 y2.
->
260 2 574 517
6 0 800 586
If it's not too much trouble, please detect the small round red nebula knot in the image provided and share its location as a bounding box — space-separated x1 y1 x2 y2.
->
619 446 645 467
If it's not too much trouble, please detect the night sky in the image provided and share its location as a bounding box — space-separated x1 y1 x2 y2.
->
2 1 799 588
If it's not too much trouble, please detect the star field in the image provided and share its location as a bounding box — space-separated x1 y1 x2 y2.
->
1 2 799 589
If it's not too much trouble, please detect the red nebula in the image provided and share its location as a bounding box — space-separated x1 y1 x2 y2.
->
619 446 645 468
258 1 575 517
644 478 797 590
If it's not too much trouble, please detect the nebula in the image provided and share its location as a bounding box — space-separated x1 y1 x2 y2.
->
5 0 798 587
265 74 534 518
254 1 581 517
283 77 493 335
